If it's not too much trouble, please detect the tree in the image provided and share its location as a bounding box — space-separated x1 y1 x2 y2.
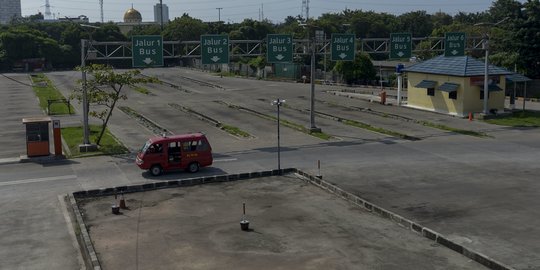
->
398 11 433 37
515 0 540 78
333 53 376 85
73 64 158 145
163 14 208 41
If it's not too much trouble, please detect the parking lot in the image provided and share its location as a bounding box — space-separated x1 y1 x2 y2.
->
1 68 540 269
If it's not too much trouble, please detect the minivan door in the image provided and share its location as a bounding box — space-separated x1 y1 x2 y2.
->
167 141 183 169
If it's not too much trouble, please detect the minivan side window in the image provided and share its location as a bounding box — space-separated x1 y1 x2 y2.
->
182 140 208 152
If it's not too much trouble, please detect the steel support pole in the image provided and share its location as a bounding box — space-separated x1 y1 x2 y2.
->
397 73 403 106
81 39 90 145
277 100 281 171
310 44 316 130
483 39 489 115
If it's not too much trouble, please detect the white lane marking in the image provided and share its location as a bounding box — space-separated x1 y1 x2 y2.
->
213 158 237 162
57 195 85 270
0 175 77 187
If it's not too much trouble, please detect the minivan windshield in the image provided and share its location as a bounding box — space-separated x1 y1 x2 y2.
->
140 140 152 153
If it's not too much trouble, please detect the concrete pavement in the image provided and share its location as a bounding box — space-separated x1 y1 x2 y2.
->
1 69 540 269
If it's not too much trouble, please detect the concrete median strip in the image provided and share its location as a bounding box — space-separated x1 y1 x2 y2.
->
70 168 514 270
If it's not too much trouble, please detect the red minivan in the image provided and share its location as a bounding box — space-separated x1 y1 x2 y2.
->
136 133 213 176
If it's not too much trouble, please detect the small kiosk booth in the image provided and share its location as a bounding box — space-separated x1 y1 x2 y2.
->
22 117 52 157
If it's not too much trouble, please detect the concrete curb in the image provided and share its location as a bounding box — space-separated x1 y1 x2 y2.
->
72 169 295 199
68 194 101 270
294 169 516 270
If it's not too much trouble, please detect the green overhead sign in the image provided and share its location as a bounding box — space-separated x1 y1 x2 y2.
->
201 35 229 65
267 34 293 63
390 33 412 59
331 33 355 61
132 35 163 68
445 32 466 57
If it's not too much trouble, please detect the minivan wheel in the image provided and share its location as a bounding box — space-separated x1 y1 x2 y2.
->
150 165 163 176
187 162 200 173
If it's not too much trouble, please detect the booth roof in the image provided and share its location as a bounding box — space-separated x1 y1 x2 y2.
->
404 55 512 77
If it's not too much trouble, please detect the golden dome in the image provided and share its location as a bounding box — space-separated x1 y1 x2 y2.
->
123 8 142 23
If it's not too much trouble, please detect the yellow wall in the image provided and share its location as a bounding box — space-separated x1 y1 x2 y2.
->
407 72 506 117
462 76 506 114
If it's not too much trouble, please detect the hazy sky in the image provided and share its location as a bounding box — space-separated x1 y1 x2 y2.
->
21 0 522 23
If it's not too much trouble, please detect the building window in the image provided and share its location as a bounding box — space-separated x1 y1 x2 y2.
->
480 91 490 100
449 91 457 100
427 88 435 96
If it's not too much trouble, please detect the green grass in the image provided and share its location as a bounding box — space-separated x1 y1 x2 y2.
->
342 119 419 140
418 121 489 137
484 111 540 127
61 125 128 157
220 124 252 138
224 103 333 140
133 86 151 95
30 74 74 115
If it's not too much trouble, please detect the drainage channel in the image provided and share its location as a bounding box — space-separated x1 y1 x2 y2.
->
256 98 419 141
168 103 253 139
139 74 191 93
215 100 333 140
119 106 172 136
177 75 224 89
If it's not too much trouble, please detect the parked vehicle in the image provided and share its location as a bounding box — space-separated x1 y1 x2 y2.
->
136 133 213 176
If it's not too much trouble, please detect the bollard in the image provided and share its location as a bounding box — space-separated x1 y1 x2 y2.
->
240 202 250 231
119 194 127 209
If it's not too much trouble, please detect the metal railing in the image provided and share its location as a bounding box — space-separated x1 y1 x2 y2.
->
84 36 485 61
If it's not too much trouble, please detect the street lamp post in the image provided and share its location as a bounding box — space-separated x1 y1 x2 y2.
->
475 17 509 115
300 23 321 133
80 39 90 146
79 24 99 152
271 98 285 172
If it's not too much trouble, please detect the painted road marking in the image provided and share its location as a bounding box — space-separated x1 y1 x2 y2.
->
213 158 237 162
0 175 77 187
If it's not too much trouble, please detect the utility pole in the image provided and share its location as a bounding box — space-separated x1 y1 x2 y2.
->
79 24 99 152
216 8 222 22
159 0 164 31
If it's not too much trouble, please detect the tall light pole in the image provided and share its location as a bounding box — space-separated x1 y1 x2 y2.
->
80 24 99 151
271 98 285 172
216 8 222 22
475 17 509 115
300 23 321 133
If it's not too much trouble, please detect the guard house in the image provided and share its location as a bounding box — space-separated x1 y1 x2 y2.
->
405 55 512 117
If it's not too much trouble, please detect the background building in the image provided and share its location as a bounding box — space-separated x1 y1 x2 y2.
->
153 3 169 25
0 0 21 24
117 6 157 35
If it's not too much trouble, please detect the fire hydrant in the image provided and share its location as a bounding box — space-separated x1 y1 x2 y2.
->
380 90 387 105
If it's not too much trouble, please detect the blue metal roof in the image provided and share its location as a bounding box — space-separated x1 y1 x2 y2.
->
438 82 460 92
404 55 513 77
415 80 437 88
506 73 532 82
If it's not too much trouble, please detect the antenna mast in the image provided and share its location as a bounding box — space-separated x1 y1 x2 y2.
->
100 0 104 22
44 0 52 20
301 0 309 21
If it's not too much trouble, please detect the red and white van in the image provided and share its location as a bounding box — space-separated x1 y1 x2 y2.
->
136 133 213 176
